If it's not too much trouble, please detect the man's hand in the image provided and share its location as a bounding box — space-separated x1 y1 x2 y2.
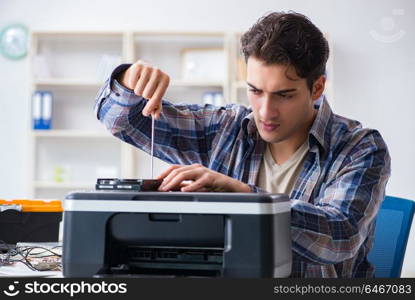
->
157 164 251 192
117 60 170 119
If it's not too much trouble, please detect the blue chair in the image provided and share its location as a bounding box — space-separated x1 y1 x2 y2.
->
368 196 415 277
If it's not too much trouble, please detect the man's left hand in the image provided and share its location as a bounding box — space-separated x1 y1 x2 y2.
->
157 164 251 192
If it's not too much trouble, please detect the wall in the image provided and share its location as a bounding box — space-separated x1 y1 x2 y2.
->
0 0 414 276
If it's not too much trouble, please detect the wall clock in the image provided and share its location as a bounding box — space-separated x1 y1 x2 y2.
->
0 24 29 60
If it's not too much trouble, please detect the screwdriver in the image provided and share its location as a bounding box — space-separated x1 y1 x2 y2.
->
150 113 155 179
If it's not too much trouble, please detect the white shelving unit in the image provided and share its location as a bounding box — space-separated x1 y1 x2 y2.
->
27 30 333 199
28 31 128 199
32 130 112 138
27 30 237 199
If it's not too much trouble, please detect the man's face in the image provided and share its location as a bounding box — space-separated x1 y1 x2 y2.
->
246 56 318 144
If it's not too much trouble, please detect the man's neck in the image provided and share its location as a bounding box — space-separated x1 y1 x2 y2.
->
269 109 317 165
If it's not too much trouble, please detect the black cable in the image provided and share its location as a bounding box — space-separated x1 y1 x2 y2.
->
8 258 38 271
18 246 62 258
7 245 62 272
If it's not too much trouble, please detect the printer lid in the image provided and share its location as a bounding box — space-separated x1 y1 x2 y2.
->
63 191 290 215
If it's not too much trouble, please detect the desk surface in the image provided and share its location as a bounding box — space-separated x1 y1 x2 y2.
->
0 264 61 277
0 242 62 277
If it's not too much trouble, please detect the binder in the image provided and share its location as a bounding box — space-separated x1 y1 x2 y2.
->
32 91 53 130
32 91 42 129
41 91 52 129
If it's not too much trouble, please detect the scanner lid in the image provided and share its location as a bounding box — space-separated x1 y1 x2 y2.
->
64 191 288 203
63 192 290 215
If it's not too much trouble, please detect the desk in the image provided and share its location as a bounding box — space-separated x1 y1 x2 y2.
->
0 242 62 277
0 264 61 277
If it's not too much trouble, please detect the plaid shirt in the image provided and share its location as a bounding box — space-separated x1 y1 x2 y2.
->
95 64 391 278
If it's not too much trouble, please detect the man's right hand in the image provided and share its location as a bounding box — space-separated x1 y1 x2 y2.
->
117 60 170 119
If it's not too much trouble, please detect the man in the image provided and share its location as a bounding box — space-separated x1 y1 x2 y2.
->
94 12 391 277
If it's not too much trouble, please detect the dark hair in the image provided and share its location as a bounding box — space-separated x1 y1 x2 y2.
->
241 11 329 91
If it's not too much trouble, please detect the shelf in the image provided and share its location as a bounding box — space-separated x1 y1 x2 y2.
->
32 130 113 138
33 31 123 37
34 79 225 88
34 181 94 189
34 78 104 87
134 31 225 37
170 80 225 88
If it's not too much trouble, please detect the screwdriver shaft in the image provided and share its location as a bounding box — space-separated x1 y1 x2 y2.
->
151 114 155 179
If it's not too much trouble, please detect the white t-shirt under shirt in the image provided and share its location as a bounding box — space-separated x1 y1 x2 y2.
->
256 141 309 195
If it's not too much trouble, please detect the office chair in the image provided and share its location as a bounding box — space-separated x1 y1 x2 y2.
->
368 196 415 277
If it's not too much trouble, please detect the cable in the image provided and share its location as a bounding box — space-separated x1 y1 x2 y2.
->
5 245 62 272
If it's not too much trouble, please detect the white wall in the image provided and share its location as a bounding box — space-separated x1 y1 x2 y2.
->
0 0 414 276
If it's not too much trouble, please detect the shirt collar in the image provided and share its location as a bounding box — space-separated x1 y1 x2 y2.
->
242 95 333 153
242 111 257 137
308 96 333 153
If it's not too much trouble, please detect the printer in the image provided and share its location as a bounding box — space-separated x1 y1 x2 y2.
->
62 191 292 277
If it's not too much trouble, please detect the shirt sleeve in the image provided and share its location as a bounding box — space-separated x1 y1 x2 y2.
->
290 130 391 265
94 64 248 166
